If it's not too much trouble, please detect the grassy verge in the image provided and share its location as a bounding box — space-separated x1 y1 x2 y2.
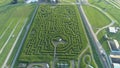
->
80 48 98 68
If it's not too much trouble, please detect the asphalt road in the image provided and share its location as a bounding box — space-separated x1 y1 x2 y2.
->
77 1 112 68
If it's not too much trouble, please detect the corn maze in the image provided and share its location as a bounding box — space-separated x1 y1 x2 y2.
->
19 4 87 62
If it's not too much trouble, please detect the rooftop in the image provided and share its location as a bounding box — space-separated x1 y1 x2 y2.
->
113 63 120 68
109 27 118 33
25 0 38 4
109 39 120 51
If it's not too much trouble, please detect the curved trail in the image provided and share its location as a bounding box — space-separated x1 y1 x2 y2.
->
78 46 89 68
96 21 115 35
88 4 115 35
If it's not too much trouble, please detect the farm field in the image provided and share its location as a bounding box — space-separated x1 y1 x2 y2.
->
17 4 97 68
0 2 36 67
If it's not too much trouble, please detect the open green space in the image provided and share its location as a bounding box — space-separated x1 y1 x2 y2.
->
88 0 120 54
97 29 111 54
0 2 36 67
89 0 120 24
80 48 97 68
83 4 111 54
83 5 111 32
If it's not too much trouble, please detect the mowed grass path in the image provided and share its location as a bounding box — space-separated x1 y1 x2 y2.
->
0 4 35 67
83 5 111 32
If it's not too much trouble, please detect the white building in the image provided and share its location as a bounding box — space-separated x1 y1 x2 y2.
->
113 63 120 68
51 0 57 3
109 27 118 33
25 0 38 4
114 39 120 50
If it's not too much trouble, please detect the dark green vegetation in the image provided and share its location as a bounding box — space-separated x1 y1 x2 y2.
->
19 4 87 62
11 0 18 4
83 25 103 68
80 48 97 68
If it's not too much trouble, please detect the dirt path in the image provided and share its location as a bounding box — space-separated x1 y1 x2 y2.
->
88 4 116 35
96 21 115 35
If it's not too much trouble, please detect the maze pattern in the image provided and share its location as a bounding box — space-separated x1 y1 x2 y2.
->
21 5 87 61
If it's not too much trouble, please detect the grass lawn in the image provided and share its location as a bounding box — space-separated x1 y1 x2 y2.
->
90 0 120 23
88 0 120 54
80 48 98 68
97 29 111 54
83 5 111 32
0 3 36 67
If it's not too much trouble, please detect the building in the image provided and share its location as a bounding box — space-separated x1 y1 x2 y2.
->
25 0 38 4
113 63 120 68
51 0 57 4
108 27 118 33
114 40 120 50
108 39 120 68
108 39 120 51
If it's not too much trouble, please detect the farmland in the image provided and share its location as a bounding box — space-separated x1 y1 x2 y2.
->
17 4 97 68
0 2 36 67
